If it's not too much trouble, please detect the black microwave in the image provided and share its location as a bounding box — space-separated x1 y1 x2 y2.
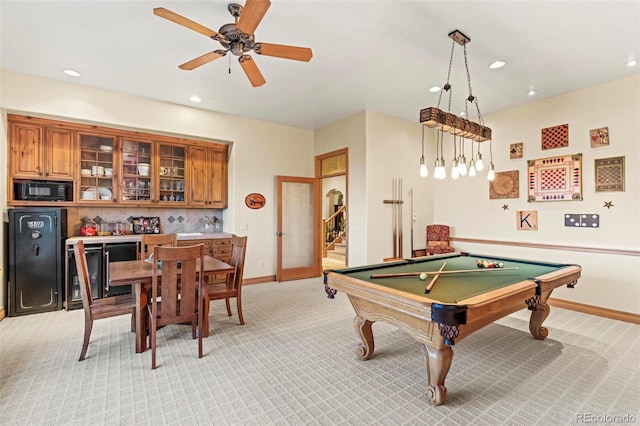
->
14 180 73 201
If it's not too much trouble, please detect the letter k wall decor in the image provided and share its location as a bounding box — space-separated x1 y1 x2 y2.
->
516 210 538 231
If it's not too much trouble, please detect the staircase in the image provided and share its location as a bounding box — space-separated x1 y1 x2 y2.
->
326 237 346 262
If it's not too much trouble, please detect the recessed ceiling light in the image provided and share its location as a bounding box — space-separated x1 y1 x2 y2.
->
528 89 537 96
63 69 80 77
626 59 638 67
489 60 506 69
428 86 441 93
189 96 202 103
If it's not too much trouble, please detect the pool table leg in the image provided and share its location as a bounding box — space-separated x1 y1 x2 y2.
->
529 300 551 340
353 316 375 360
421 344 453 406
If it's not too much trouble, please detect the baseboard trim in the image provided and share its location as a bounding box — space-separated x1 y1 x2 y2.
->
243 275 276 286
0 307 5 321
549 298 640 324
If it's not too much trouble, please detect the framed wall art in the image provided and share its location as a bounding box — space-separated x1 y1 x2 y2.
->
245 193 266 209
516 210 538 231
590 127 609 147
595 156 624 192
510 142 523 159
490 170 519 199
527 153 582 201
541 124 569 150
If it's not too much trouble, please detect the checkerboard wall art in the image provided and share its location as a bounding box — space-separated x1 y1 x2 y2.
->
595 156 624 192
527 153 582 202
541 124 569 150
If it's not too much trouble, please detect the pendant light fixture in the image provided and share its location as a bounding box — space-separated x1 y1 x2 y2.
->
419 29 495 181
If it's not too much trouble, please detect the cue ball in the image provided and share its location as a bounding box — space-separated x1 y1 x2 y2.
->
419 272 427 281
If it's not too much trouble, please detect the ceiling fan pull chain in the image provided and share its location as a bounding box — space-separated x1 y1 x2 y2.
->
229 53 232 74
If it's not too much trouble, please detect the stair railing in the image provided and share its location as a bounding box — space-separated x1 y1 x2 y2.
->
322 204 347 257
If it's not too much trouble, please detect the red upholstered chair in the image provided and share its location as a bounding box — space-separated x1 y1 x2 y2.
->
426 224 455 255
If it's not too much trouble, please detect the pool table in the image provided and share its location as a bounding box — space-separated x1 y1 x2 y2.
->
324 252 581 405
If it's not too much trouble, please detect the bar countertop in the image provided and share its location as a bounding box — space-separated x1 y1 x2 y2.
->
65 232 233 245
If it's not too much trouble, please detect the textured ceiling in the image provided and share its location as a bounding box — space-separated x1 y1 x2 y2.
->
1 1 639 130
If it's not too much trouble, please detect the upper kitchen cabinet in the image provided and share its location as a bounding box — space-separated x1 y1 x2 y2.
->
157 143 187 205
7 114 229 208
189 145 228 208
120 138 154 204
9 118 74 181
78 133 117 203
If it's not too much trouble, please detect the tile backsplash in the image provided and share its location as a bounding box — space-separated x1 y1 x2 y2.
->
66 207 223 236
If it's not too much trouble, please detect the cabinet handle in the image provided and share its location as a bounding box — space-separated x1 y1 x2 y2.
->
45 172 49 177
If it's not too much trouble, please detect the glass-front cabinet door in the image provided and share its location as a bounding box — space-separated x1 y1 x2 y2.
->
79 133 116 203
121 138 153 203
158 143 186 205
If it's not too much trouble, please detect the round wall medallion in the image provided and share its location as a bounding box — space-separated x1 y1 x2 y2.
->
245 193 266 209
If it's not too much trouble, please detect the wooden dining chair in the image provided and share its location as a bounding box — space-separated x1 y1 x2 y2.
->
74 240 136 361
204 235 247 334
148 243 206 369
138 233 177 260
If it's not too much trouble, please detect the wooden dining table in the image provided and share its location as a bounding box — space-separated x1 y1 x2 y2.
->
109 255 234 353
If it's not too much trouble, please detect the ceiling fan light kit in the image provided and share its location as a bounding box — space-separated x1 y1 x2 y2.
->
153 0 312 87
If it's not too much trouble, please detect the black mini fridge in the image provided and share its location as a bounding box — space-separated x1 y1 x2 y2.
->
8 208 67 316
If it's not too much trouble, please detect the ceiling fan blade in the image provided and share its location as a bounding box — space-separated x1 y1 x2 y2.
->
239 55 266 87
254 43 313 62
236 0 271 35
153 7 220 39
179 50 227 70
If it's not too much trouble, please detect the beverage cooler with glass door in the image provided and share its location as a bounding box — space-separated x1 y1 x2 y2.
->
66 241 137 310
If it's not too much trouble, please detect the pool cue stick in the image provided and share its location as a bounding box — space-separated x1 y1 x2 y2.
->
425 262 446 294
392 178 397 258
370 267 520 279
409 188 414 256
398 178 403 258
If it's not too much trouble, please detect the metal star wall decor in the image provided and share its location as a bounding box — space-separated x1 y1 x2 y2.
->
603 201 614 209
502 204 509 210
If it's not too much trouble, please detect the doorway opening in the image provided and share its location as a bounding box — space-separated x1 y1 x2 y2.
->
316 148 348 271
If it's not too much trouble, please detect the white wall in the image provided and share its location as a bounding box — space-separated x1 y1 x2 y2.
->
433 74 640 313
315 113 368 265
0 70 315 311
364 111 435 263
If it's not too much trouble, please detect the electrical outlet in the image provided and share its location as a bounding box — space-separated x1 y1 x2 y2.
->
240 223 248 231
258 259 264 268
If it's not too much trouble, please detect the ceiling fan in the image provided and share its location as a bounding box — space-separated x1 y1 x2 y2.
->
153 0 313 87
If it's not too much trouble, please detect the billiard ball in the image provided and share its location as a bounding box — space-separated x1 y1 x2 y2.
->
498 262 504 268
419 272 427 281
477 260 483 268
482 261 489 268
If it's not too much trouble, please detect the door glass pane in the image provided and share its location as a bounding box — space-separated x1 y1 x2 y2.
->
282 181 314 269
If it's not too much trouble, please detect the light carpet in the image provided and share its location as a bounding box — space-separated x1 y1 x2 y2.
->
1 277 638 425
